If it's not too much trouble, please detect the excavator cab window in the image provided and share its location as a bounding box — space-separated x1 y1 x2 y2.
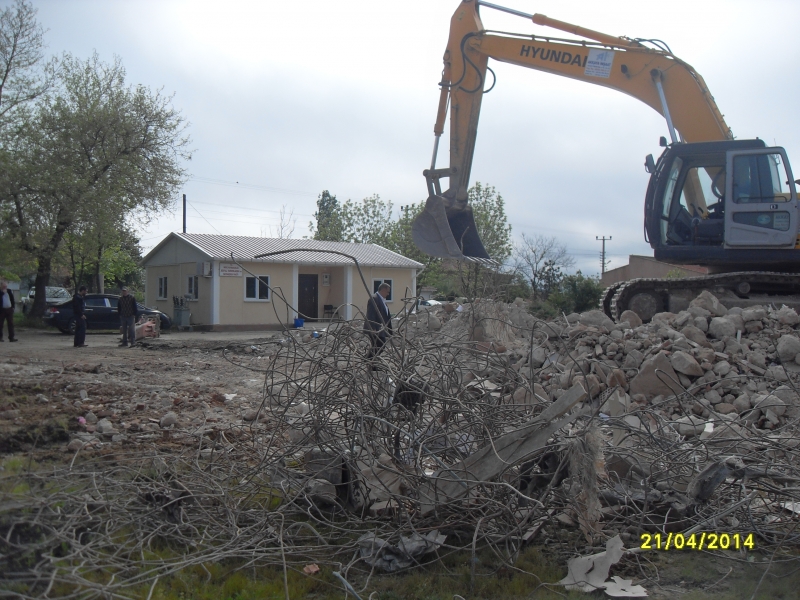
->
661 157 726 246
732 153 790 204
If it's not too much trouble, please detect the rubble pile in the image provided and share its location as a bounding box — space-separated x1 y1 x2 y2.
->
3 291 800 596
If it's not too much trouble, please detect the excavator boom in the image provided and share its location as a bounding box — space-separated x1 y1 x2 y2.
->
413 0 732 260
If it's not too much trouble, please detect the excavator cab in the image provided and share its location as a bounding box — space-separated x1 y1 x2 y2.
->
645 139 799 267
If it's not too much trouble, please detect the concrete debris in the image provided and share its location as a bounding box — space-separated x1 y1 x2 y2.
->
5 290 800 593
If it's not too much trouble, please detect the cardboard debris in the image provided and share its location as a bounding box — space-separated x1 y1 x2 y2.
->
559 535 647 597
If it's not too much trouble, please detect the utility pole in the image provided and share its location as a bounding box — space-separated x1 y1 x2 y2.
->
182 194 187 233
596 235 612 274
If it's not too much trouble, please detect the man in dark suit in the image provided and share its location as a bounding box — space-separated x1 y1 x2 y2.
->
73 286 88 347
364 282 392 365
0 280 17 342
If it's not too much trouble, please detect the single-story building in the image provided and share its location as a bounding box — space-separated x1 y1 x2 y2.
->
140 233 423 330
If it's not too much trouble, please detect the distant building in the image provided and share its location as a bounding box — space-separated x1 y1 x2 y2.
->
601 255 708 288
141 233 423 330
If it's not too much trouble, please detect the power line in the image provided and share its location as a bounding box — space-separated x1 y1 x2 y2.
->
189 203 315 219
188 176 317 197
188 202 223 235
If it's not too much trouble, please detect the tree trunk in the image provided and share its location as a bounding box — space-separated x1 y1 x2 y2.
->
31 260 51 318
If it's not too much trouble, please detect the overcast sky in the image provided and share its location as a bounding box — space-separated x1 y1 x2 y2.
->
28 0 800 275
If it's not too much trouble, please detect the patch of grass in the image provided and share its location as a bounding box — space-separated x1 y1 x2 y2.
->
1 457 26 473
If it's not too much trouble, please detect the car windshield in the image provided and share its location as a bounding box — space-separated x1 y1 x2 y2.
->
29 287 70 298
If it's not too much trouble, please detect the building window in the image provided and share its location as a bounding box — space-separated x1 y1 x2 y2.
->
158 277 168 300
373 278 393 302
187 275 199 300
245 275 270 301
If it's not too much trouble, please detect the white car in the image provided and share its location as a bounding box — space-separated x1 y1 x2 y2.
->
22 286 72 313
420 299 442 306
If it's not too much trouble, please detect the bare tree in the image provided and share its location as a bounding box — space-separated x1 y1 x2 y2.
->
267 204 296 239
513 233 575 299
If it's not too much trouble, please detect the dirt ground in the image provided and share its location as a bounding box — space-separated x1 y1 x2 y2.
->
1 326 799 599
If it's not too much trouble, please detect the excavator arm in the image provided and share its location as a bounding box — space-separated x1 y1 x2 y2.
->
413 0 733 260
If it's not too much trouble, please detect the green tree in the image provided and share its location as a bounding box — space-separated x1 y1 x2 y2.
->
309 190 343 241
2 52 190 316
341 194 395 247
547 271 604 314
458 182 513 298
388 202 444 292
0 0 55 128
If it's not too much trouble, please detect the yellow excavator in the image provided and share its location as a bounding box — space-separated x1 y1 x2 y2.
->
412 0 800 321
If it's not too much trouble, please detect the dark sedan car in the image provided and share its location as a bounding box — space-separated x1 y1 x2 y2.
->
43 294 172 334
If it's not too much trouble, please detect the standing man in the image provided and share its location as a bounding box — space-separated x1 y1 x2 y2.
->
0 280 17 342
364 282 392 366
73 286 88 348
117 287 138 347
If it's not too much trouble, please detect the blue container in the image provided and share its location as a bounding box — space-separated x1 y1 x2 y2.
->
294 318 304 328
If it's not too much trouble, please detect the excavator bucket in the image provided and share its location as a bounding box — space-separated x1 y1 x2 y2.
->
412 194 491 260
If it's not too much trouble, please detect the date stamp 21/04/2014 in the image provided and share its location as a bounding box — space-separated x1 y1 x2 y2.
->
640 532 755 551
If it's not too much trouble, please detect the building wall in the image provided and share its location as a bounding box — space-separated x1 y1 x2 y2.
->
145 263 213 325
144 236 208 266
297 266 345 319
353 267 416 317
601 255 708 287
217 261 295 326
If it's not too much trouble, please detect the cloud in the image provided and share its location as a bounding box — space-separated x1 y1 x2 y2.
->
33 0 800 276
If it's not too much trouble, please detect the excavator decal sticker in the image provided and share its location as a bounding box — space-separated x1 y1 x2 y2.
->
584 49 615 78
519 45 585 67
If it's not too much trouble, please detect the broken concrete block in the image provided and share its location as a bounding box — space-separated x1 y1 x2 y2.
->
629 351 680 400
672 415 706 437
733 395 751 413
159 412 178 428
670 351 703 376
766 366 789 382
619 310 642 328
304 478 337 506
755 394 786 417
690 290 727 317
708 317 736 339
67 438 85 452
96 418 115 434
578 310 615 331
681 325 710 346
776 306 800 326
606 369 627 390
713 360 732 376
777 335 800 363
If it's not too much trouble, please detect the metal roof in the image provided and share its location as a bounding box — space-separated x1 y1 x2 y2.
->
143 233 423 269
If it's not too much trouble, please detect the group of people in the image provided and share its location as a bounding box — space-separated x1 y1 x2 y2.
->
71 286 139 348
0 281 139 348
2 280 394 355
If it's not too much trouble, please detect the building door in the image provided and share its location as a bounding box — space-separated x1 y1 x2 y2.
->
298 274 319 321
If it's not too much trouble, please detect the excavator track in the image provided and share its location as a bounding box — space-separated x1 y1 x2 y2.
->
606 272 800 322
600 281 625 318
